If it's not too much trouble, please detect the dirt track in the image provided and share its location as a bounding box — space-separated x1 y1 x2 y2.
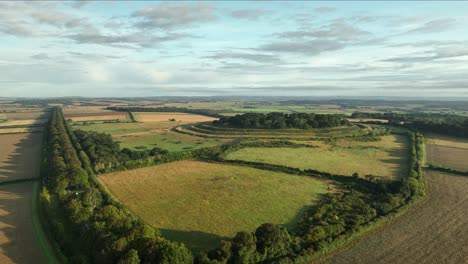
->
322 170 468 264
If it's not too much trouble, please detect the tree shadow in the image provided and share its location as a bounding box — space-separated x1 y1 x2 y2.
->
0 183 46 264
0 133 42 183
160 228 229 253
378 135 410 179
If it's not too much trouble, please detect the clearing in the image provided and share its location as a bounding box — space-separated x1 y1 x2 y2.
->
323 170 468 264
0 133 43 182
425 134 468 171
226 135 408 178
135 112 217 122
99 160 330 250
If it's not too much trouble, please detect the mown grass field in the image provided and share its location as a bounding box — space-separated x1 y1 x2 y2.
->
100 161 330 250
425 133 468 171
226 135 409 178
324 170 468 264
73 121 228 152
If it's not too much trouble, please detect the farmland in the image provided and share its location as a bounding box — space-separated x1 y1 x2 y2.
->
0 133 43 182
323 170 468 264
135 112 217 122
99 160 330 250
226 135 409 178
426 134 468 171
64 112 131 122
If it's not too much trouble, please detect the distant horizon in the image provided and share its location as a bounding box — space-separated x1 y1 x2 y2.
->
1 1 467 97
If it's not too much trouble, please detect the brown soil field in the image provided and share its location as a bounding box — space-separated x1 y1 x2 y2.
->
135 112 217 122
65 112 130 121
0 183 47 264
322 170 468 264
425 133 468 149
0 133 43 182
426 144 468 171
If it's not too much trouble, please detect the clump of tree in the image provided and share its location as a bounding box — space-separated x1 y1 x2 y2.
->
40 107 193 263
214 112 349 129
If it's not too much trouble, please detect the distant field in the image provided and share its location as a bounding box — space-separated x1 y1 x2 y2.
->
135 112 216 122
426 134 468 171
62 106 113 114
65 112 130 122
100 161 329 250
0 133 43 182
325 170 468 264
226 135 409 178
73 121 228 151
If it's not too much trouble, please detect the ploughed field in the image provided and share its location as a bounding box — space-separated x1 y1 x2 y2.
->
0 133 49 263
226 135 409 178
323 170 468 264
99 161 330 251
426 133 468 171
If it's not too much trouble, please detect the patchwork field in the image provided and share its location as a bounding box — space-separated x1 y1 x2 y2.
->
0 133 43 182
0 183 48 264
135 112 217 122
100 161 330 250
324 170 468 264
426 134 468 171
226 135 409 178
65 112 130 122
74 121 228 151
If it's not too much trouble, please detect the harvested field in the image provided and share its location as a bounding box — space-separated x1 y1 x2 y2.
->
135 112 217 122
0 119 48 127
65 112 130 122
347 118 388 123
62 106 113 115
0 127 44 134
323 170 468 264
100 161 329 250
226 135 409 178
5 112 49 120
425 134 468 171
0 183 48 264
0 133 43 182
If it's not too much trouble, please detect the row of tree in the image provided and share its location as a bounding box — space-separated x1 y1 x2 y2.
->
214 112 349 129
41 107 193 264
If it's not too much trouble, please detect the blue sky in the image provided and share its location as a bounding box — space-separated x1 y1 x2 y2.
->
0 1 467 98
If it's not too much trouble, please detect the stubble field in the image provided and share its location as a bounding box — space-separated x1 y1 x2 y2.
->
425 133 468 171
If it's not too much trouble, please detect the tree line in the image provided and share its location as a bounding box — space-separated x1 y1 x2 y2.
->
214 112 349 129
107 106 225 118
41 107 193 264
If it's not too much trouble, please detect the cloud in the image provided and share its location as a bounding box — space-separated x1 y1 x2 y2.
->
407 18 455 34
30 10 88 29
132 3 216 30
31 53 51 60
260 39 344 55
204 51 280 63
383 46 468 63
314 7 336 13
276 20 371 41
229 9 269 20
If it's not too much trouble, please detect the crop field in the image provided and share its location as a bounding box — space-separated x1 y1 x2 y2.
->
135 112 217 122
73 121 228 151
65 112 130 122
100 161 330 250
0 119 48 127
426 134 468 171
0 133 43 182
226 135 409 178
324 170 468 264
4 112 49 120
62 106 114 115
0 183 48 264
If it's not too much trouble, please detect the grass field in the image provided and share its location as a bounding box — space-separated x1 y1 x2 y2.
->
226 135 409 178
100 161 330 250
425 134 468 171
135 112 217 122
324 170 468 264
0 133 43 182
73 121 228 152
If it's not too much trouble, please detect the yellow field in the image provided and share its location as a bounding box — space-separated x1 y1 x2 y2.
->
135 112 217 123
100 161 329 250
66 112 130 121
0 119 48 127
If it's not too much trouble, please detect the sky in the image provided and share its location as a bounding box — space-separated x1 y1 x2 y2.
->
0 0 468 98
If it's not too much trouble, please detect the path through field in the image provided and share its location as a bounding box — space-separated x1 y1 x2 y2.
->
322 170 468 264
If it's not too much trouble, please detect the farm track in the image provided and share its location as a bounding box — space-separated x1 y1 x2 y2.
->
321 170 468 264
